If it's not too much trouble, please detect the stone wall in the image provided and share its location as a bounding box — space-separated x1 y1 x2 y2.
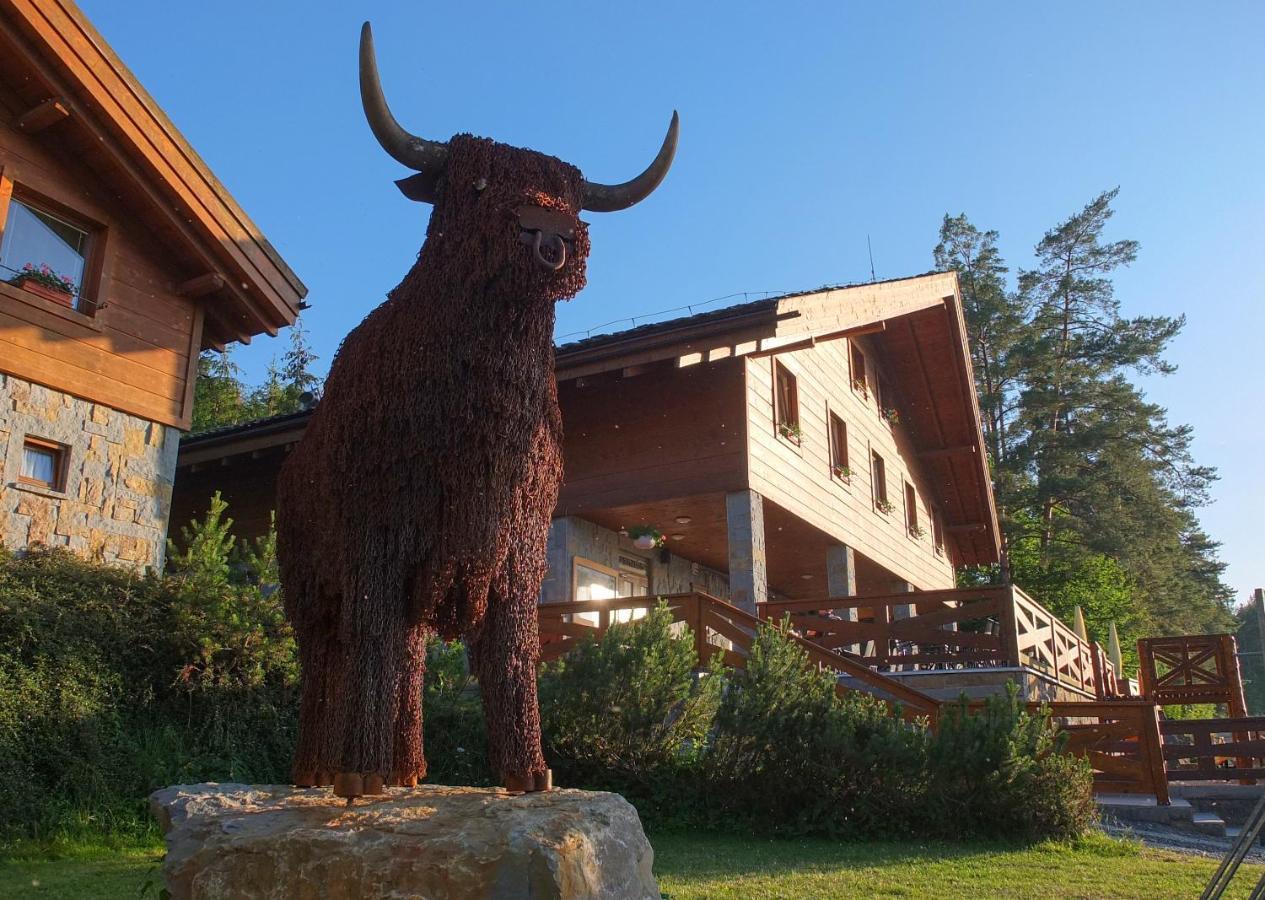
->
0 373 178 571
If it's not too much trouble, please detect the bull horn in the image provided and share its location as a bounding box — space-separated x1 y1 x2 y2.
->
359 22 448 200
581 112 680 213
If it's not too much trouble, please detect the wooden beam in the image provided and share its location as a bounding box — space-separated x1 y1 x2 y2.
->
749 322 887 359
15 98 69 133
948 523 987 534
919 445 977 460
178 273 226 298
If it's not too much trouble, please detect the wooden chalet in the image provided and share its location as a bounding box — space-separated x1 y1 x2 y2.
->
176 271 1115 702
0 0 305 569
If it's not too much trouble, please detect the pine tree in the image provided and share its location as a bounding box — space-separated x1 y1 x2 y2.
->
936 191 1232 641
281 319 321 402
190 319 322 431
190 349 250 433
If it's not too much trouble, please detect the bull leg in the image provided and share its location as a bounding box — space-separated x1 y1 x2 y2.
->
292 608 338 788
390 628 428 788
331 594 412 799
467 578 549 792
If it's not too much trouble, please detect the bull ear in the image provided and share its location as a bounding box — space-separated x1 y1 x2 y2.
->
395 173 440 203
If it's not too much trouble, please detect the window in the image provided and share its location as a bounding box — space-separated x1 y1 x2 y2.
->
932 511 945 556
849 341 868 396
905 482 920 536
871 451 889 511
774 361 800 442
571 557 618 628
19 436 67 491
0 195 92 312
828 411 849 479
574 558 617 603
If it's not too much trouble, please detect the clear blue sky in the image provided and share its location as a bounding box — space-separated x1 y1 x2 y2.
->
80 1 1264 605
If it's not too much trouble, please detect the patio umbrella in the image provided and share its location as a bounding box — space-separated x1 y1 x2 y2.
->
1108 621 1124 673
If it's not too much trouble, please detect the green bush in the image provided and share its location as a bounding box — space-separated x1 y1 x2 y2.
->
927 688 1097 840
701 620 928 836
538 604 720 822
419 639 493 787
0 496 298 842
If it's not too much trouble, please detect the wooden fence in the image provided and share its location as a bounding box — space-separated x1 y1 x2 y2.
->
1160 716 1265 782
537 592 941 722
760 584 1121 699
1042 700 1170 804
1138 634 1248 713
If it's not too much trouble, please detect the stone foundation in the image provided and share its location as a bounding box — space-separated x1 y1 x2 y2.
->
838 666 1097 703
0 373 177 570
150 783 659 900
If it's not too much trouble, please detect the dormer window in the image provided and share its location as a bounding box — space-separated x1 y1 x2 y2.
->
0 195 93 313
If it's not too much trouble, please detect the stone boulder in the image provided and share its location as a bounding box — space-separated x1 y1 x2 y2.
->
149 783 659 899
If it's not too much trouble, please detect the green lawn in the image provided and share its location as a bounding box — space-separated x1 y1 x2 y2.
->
654 832 1264 899
1 831 1261 899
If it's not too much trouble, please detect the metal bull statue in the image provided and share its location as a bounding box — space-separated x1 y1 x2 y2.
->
275 22 678 799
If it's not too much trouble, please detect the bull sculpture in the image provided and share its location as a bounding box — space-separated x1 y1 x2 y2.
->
276 22 678 799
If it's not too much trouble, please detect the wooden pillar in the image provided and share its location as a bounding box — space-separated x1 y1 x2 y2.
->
725 490 767 615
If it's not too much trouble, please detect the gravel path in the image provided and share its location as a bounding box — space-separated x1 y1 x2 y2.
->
1101 820 1265 861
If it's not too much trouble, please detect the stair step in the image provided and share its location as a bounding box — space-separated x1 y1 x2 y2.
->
1192 811 1228 838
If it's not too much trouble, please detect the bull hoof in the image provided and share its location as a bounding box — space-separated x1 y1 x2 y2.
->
293 771 316 788
315 770 332 787
333 772 364 799
364 773 386 795
504 769 552 793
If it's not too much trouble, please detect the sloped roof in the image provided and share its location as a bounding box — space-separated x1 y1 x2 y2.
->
0 0 305 346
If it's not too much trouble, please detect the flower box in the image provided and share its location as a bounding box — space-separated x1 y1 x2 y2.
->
16 277 75 308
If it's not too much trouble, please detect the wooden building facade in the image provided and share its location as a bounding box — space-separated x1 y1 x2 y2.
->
173 272 999 612
0 0 304 569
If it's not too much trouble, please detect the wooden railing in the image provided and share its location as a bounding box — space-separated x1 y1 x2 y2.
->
1138 634 1248 712
1043 700 1169 803
1160 717 1265 782
537 592 941 723
760 584 1122 699
537 593 1180 803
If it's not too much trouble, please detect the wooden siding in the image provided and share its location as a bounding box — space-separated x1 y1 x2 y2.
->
0 81 201 428
745 334 957 591
556 359 748 514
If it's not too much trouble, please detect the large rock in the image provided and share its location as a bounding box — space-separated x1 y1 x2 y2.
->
149 783 659 899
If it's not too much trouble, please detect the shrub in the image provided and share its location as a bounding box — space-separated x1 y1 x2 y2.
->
419 639 493 787
0 498 298 841
701 620 927 836
538 604 719 821
926 687 1098 841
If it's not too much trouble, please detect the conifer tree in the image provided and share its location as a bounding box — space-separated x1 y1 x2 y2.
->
936 191 1232 643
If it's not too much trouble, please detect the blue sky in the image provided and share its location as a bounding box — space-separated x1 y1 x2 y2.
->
80 1 1264 604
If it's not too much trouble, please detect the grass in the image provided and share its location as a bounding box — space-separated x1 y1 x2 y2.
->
0 830 1261 899
651 831 1264 900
